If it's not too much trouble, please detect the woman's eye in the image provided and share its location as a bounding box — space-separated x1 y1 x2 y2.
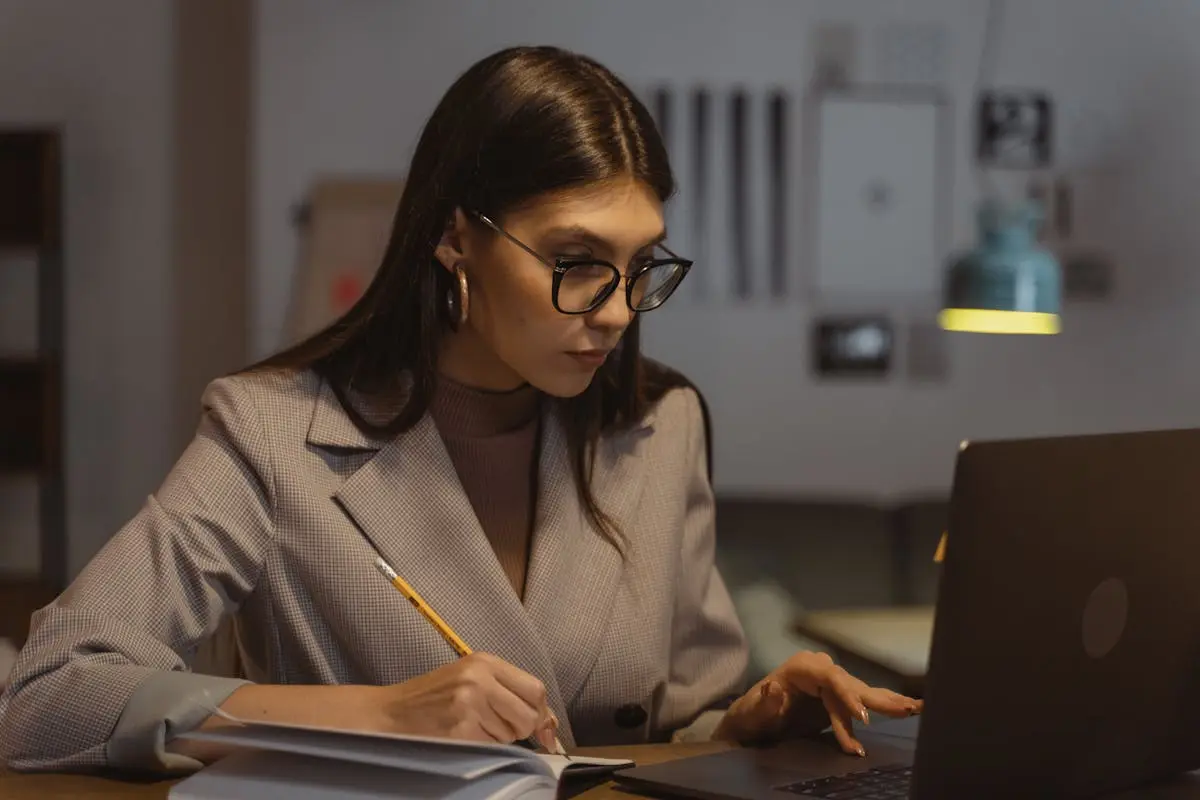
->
567 263 611 279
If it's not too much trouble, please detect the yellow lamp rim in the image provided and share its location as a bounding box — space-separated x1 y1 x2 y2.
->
938 307 1061 335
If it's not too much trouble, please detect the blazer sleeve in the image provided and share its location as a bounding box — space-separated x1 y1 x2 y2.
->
0 377 276 774
656 388 750 740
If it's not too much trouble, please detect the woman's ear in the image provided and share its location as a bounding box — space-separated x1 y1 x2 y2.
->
434 208 471 274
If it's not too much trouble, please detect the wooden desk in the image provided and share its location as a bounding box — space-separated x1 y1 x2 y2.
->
795 605 935 698
0 740 736 799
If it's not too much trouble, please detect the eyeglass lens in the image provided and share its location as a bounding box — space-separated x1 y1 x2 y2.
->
557 261 687 312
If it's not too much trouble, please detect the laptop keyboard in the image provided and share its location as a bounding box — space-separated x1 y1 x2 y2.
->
776 763 912 798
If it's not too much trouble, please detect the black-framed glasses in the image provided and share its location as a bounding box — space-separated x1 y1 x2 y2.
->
472 211 692 315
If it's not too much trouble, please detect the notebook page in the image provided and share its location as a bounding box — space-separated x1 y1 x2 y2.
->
180 720 538 780
537 754 634 780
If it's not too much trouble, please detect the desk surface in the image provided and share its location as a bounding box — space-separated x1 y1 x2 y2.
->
8 738 1200 799
0 740 736 800
795 606 935 696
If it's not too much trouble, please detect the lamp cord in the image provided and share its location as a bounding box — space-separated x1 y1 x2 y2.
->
974 0 1005 202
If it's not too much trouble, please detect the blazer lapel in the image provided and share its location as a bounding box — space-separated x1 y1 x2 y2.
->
316 383 573 741
523 408 650 707
310 379 652 738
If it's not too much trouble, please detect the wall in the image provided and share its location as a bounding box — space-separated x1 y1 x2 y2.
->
253 0 1200 498
0 0 175 576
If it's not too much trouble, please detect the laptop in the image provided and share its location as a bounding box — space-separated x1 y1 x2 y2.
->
615 429 1200 799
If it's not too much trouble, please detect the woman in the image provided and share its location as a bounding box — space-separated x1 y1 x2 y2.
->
0 46 919 775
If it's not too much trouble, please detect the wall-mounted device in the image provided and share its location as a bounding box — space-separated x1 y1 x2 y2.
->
1028 175 1115 301
812 315 894 377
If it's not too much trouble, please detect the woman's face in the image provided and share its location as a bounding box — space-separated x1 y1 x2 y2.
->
435 177 666 397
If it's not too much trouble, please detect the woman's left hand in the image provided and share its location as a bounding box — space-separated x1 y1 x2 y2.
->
713 651 922 756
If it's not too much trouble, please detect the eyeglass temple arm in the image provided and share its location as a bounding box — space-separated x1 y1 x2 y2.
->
471 211 550 263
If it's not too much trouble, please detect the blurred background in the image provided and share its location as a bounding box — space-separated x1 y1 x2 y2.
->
2 0 1199 691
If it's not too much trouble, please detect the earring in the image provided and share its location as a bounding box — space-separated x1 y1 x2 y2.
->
446 264 469 328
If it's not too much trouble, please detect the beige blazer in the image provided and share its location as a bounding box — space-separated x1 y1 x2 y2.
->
0 369 748 773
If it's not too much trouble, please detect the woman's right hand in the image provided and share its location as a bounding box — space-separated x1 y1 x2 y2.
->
370 652 559 750
173 654 560 765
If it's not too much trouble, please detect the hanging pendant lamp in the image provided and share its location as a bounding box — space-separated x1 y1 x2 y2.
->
938 199 1062 335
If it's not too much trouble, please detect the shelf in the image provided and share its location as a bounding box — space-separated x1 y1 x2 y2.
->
0 132 60 250
0 358 48 472
0 129 66 593
0 573 58 646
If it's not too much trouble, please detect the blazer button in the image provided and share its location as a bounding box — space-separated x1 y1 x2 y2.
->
614 703 647 729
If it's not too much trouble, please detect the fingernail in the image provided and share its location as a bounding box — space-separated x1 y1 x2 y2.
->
859 707 870 725
856 745 866 758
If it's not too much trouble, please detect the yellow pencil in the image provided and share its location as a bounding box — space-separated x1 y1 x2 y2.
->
934 532 948 563
373 556 567 757
375 557 473 656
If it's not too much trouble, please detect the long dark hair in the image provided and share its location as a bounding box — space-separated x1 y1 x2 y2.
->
250 46 700 547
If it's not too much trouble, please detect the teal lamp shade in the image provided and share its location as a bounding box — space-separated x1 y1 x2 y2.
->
938 200 1062 335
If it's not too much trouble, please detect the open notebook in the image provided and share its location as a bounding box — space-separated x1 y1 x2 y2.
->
169 716 633 800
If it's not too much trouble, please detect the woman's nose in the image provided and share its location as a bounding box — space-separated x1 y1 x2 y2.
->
586 288 635 332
